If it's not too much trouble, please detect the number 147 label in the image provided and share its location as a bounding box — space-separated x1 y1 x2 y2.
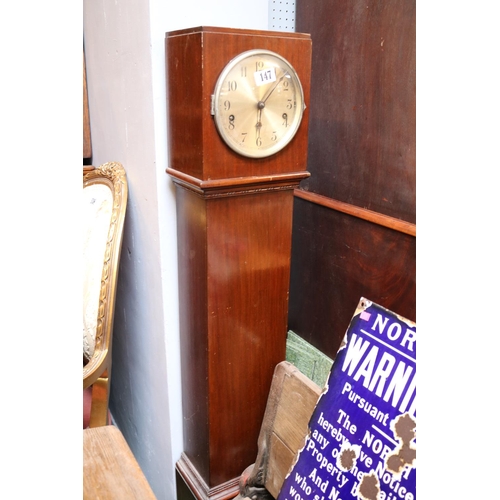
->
254 67 277 87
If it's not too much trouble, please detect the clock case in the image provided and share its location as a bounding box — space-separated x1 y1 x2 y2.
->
165 26 312 500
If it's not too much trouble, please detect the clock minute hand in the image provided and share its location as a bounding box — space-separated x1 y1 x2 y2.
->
255 70 288 132
259 70 289 106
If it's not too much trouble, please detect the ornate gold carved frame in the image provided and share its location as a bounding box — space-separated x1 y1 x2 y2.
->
83 162 128 427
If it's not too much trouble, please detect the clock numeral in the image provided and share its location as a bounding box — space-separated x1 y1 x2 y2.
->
255 61 264 71
228 114 235 130
282 80 289 90
286 99 293 110
282 113 288 127
241 132 247 143
271 131 277 142
227 80 237 92
256 137 262 147
241 66 247 78
224 100 231 111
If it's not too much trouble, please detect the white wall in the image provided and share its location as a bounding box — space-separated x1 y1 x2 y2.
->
83 1 268 498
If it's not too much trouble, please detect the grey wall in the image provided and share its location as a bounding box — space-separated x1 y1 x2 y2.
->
83 1 269 497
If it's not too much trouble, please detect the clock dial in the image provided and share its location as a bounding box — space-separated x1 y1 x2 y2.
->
212 50 305 158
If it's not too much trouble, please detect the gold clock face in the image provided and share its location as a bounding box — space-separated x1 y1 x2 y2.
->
212 49 305 159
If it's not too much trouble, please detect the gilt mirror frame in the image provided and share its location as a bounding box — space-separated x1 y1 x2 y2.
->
83 162 128 389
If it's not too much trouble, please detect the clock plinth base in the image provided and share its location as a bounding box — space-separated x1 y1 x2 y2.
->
176 453 241 500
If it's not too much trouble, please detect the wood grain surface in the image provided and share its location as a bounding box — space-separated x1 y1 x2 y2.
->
83 426 156 499
287 0 416 358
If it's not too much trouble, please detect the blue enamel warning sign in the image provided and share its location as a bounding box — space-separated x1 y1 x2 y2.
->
277 298 416 500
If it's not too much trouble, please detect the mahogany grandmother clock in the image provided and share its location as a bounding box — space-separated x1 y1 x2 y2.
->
165 26 312 500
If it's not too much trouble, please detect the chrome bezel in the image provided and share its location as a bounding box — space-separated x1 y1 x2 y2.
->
212 49 305 159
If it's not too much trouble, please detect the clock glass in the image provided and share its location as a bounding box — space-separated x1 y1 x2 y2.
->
212 49 305 159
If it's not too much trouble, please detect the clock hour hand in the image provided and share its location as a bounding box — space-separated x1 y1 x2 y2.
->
256 106 262 139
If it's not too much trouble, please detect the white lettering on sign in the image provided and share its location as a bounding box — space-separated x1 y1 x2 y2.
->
254 67 277 86
341 334 416 419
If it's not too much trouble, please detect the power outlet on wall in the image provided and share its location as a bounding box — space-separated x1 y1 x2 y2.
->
268 0 296 32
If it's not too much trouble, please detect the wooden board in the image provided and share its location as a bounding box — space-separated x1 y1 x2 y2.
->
236 361 322 499
295 0 416 222
83 426 156 499
287 0 416 358
289 200 416 360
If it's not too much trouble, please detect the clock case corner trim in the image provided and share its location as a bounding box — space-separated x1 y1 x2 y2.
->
166 168 311 198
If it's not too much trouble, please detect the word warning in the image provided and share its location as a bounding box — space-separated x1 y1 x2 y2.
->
277 298 416 500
